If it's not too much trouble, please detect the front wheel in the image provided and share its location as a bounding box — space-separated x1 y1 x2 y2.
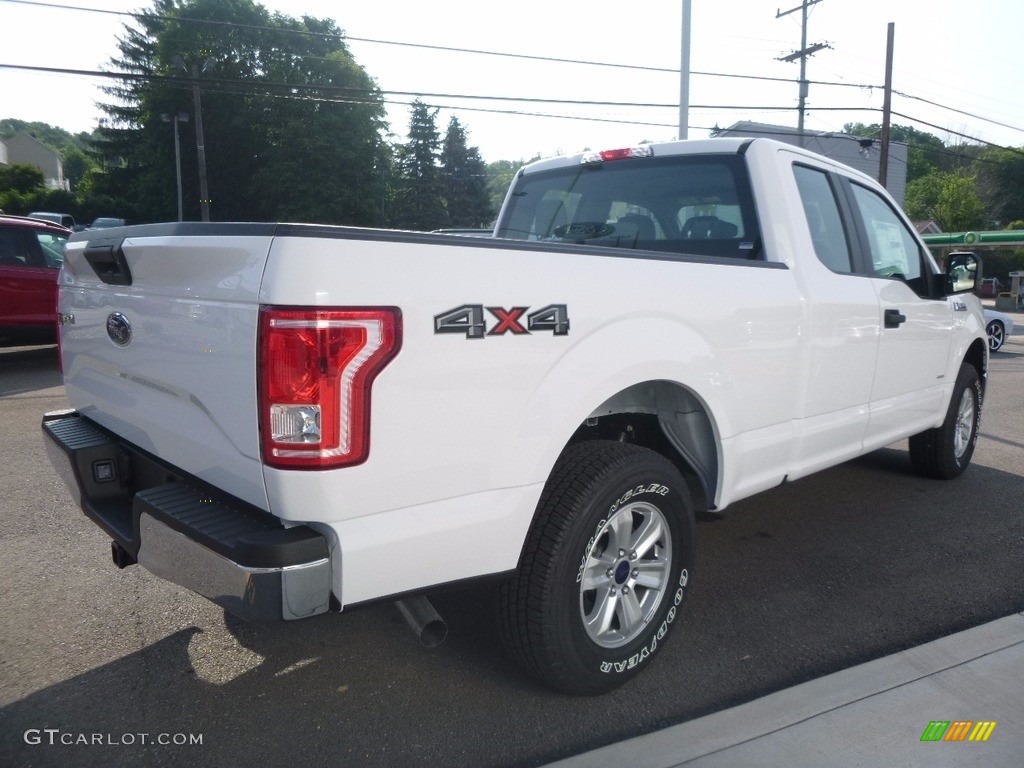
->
909 363 982 479
499 441 695 695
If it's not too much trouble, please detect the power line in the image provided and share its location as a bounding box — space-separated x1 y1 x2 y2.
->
2 0 877 91
5 0 1023 149
7 61 1016 155
0 62 837 113
893 91 1024 137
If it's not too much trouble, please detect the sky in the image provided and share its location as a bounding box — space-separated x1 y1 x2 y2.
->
1 0 1023 163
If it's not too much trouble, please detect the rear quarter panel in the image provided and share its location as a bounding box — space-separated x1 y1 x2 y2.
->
260 233 803 523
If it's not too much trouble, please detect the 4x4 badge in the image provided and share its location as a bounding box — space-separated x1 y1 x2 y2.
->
434 304 570 339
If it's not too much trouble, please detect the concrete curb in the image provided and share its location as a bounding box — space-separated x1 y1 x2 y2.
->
548 612 1024 768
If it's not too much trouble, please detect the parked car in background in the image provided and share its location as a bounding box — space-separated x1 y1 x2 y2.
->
28 211 79 230
983 308 1014 352
978 277 1002 298
89 217 127 229
0 214 70 346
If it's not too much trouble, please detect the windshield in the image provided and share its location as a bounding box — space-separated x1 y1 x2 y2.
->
495 154 761 259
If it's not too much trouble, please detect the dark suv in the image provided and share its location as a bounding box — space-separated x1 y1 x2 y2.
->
0 215 70 346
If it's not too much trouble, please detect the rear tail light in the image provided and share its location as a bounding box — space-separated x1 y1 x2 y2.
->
259 307 402 469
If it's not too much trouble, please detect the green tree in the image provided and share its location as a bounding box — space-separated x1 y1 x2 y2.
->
0 119 90 154
439 116 492 228
974 147 1024 227
843 122 947 182
247 15 389 224
904 170 985 232
61 145 96 192
0 164 46 215
0 163 46 194
92 0 387 224
393 101 447 230
485 158 540 216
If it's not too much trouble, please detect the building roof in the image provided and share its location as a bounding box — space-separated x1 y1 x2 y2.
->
714 121 908 205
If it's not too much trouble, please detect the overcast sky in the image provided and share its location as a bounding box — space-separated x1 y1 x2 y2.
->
1 0 1022 162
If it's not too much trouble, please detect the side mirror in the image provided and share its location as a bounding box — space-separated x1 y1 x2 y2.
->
945 252 979 295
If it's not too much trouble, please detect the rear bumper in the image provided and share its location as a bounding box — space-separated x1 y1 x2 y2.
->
41 410 331 621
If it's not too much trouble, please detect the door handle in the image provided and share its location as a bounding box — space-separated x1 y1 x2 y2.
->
884 308 907 328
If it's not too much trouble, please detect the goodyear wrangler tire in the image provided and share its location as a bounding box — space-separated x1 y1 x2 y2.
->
499 441 695 695
909 363 982 480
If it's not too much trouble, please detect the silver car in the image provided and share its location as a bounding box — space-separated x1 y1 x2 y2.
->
984 308 1015 352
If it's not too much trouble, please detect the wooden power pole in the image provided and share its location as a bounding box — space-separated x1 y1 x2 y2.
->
879 23 895 188
777 0 829 147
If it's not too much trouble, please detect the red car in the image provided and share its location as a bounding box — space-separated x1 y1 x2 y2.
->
0 214 71 346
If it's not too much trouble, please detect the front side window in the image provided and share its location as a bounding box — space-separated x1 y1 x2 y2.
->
849 183 923 285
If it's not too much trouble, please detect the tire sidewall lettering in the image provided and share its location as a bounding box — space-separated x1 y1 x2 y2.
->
597 568 690 676
608 483 670 517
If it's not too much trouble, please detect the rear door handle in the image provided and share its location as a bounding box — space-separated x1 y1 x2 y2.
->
884 308 907 328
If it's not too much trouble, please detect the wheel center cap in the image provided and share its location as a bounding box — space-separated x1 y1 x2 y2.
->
614 561 630 585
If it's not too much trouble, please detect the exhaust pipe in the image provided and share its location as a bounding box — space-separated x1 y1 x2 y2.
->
395 596 447 648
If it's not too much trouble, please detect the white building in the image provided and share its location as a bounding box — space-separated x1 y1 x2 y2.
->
0 133 70 191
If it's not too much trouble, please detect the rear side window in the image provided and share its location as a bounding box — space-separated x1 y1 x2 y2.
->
496 154 761 259
793 165 853 273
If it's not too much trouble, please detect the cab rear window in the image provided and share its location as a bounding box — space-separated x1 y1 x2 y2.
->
495 154 761 259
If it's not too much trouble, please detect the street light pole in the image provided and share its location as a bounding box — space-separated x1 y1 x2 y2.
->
679 0 692 140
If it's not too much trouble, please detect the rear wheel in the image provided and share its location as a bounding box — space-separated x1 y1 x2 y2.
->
909 363 982 479
499 441 695 695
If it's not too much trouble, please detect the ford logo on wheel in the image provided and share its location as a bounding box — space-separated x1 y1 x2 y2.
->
106 312 132 346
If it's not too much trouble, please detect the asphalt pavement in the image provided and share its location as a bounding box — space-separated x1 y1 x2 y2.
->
548 612 1024 767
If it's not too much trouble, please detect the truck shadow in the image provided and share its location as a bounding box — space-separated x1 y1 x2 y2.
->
0 590 544 768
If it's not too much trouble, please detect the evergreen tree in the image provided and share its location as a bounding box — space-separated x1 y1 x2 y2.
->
440 116 493 228
393 101 448 231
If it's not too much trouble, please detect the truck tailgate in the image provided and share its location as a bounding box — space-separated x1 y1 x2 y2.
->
59 225 276 510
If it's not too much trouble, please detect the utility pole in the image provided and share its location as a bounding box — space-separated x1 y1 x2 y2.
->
777 0 829 147
679 0 692 140
160 112 189 221
879 23 895 189
174 55 213 222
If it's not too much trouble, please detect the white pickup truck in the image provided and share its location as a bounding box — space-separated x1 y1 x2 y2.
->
43 137 987 694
